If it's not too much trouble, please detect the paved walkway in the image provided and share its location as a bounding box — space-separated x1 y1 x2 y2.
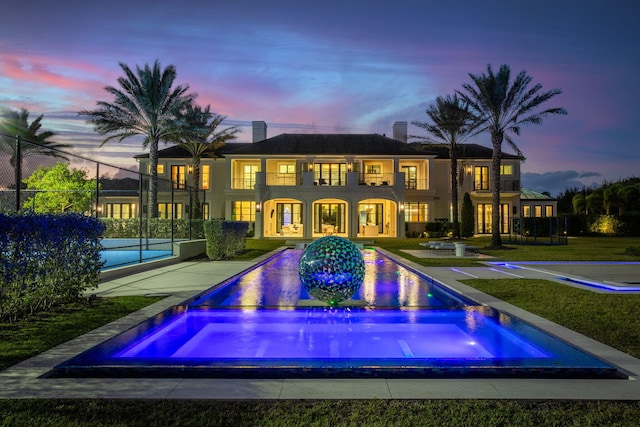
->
2 249 640 400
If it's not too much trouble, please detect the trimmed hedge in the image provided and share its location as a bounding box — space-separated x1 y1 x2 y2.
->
100 218 204 239
0 213 105 321
204 219 249 260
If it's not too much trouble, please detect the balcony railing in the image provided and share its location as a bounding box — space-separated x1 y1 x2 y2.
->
474 179 520 192
266 173 300 186
360 173 394 186
231 178 256 190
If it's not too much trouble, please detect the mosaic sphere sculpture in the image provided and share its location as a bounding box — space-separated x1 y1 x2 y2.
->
298 236 365 305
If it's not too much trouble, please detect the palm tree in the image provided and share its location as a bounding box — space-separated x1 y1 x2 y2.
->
173 103 239 219
0 107 69 179
412 94 477 238
79 60 194 218
458 64 567 247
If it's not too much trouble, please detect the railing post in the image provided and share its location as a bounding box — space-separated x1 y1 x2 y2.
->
15 136 21 212
95 163 100 217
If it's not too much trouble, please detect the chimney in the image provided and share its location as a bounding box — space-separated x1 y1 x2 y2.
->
393 121 408 143
252 121 267 142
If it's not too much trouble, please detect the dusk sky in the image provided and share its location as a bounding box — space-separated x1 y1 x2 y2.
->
1 0 638 196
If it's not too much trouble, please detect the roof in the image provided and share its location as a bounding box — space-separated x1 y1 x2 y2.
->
134 136 523 160
520 188 556 200
223 133 428 156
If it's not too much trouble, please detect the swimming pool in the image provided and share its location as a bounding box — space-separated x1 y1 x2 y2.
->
51 249 621 379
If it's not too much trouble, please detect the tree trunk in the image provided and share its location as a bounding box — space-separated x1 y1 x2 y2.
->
490 132 503 247
148 138 159 219
191 156 202 220
450 145 460 239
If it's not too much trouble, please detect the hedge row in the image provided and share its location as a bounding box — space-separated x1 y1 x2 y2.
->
100 218 204 239
0 213 105 321
204 219 249 260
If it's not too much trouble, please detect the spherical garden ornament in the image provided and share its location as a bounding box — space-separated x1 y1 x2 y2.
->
298 236 365 305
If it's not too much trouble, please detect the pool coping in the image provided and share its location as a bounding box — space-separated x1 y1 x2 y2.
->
2 247 640 400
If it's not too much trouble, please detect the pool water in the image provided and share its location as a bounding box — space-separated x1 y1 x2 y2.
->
101 250 174 269
51 249 621 379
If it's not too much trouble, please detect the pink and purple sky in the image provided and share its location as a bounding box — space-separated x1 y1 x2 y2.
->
1 0 638 196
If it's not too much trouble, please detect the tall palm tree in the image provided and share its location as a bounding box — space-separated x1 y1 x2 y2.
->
79 60 194 218
458 64 566 247
0 107 69 179
412 94 477 238
174 103 239 219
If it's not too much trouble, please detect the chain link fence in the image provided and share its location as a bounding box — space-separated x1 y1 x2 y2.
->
1 134 206 268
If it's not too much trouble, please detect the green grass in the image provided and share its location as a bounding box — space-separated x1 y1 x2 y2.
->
232 238 286 260
0 296 163 371
460 278 640 359
2 236 640 425
2 399 640 426
375 236 640 265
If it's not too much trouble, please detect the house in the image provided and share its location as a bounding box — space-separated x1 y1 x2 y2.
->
101 121 525 238
520 188 558 218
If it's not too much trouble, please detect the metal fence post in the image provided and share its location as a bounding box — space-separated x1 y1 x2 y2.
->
15 136 21 212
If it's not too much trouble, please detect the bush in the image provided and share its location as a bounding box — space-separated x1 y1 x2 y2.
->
0 213 105 321
460 193 474 238
203 219 249 260
100 218 204 239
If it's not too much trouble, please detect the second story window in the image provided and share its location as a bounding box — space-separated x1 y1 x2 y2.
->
171 165 186 189
474 166 489 190
314 163 347 186
201 165 210 190
242 165 259 189
500 164 513 175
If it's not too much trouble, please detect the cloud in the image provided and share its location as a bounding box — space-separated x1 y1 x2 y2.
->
522 170 603 197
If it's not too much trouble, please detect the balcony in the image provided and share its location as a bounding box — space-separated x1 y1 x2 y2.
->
359 172 394 186
474 179 520 192
266 173 300 186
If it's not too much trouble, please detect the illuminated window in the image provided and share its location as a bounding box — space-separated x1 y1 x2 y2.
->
171 165 186 189
201 165 210 190
404 202 428 222
147 164 164 174
522 205 531 217
202 203 209 219
474 166 489 190
500 165 513 175
157 203 183 219
534 205 542 218
232 201 255 222
545 205 553 217
314 163 347 186
278 164 295 174
106 203 135 219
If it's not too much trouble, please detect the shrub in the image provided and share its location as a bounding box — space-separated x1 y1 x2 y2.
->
460 193 474 238
203 219 249 260
0 213 105 321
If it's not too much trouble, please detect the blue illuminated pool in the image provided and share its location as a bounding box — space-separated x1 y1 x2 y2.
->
51 249 622 379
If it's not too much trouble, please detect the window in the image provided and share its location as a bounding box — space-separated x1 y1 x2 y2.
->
477 203 509 234
242 165 259 189
402 166 417 189
366 165 381 174
522 205 531 217
202 202 209 219
314 163 347 186
404 202 428 222
106 203 135 219
148 164 164 174
545 205 553 217
171 165 186 189
500 165 513 175
278 164 296 174
201 165 210 190
534 205 542 218
232 201 255 222
276 203 303 233
474 166 489 190
314 203 346 233
158 203 183 219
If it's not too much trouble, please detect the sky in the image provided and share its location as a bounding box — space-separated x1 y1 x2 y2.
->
1 0 638 196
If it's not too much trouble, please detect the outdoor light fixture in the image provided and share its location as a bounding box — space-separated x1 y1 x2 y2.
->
399 203 405 212
188 165 194 174
256 202 262 213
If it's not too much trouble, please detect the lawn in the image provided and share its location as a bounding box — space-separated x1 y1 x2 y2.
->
1 236 640 426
